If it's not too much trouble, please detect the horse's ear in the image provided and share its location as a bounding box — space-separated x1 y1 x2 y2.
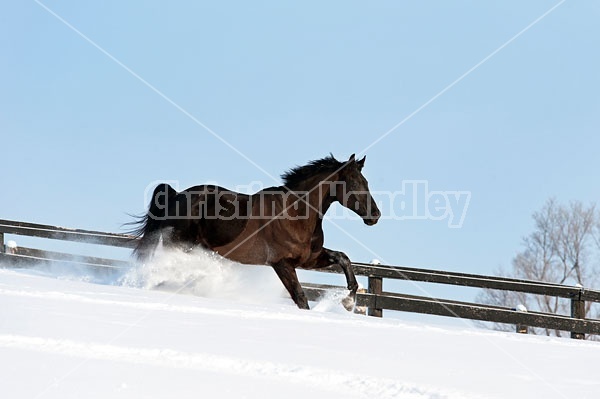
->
348 154 356 163
357 155 366 170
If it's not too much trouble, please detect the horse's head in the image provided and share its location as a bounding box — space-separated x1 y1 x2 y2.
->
335 154 381 226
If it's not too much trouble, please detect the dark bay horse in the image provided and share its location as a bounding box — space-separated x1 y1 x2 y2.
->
131 154 380 309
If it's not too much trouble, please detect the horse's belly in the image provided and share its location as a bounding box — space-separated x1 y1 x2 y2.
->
211 227 306 267
211 225 271 265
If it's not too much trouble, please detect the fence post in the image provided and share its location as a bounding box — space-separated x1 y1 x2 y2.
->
368 276 383 317
515 304 528 334
571 286 585 340
516 324 528 334
0 232 4 253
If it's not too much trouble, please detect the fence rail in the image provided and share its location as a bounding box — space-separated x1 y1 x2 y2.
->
0 219 138 248
1 218 599 339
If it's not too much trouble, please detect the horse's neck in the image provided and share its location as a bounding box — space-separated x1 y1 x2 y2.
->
292 174 337 217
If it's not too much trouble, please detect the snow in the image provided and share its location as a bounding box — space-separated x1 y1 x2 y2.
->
1 260 600 399
516 304 528 313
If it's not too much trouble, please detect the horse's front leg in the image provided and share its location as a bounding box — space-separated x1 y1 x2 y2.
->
309 248 358 311
272 262 310 310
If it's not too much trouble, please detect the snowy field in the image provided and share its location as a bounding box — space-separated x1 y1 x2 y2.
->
1 254 599 399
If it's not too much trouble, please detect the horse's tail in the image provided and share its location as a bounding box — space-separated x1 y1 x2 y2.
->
129 183 177 262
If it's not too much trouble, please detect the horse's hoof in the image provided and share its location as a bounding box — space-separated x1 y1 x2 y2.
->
341 295 355 312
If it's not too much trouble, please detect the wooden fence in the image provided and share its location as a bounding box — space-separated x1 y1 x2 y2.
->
1 218 599 339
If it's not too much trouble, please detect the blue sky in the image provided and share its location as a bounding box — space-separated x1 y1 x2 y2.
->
2 1 600 301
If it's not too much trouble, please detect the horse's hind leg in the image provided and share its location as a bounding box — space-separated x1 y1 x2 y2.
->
272 262 309 310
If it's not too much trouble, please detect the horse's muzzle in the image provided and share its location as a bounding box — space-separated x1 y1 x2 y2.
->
364 210 381 226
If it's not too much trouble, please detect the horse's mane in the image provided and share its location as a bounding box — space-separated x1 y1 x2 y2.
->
281 154 344 189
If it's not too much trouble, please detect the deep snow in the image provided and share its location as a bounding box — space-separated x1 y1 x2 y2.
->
1 256 599 399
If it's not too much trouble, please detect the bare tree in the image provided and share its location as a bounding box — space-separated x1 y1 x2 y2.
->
478 199 599 337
